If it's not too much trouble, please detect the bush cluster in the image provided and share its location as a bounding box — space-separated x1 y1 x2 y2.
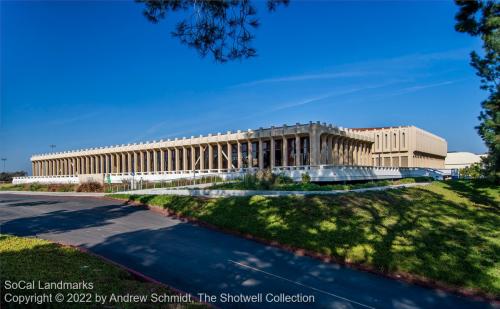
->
76 181 103 192
240 170 294 190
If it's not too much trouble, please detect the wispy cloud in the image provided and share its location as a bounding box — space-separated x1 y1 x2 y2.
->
232 48 468 89
232 71 371 88
380 80 457 98
269 80 405 112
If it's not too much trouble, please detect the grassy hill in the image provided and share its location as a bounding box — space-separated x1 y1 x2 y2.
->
110 180 500 298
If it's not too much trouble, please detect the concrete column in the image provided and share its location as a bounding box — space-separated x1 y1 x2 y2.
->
352 142 357 165
295 135 301 166
327 135 333 164
270 137 275 169
321 135 329 165
338 138 344 165
258 139 264 169
167 148 173 172
310 127 321 166
98 155 103 174
120 153 125 173
182 147 188 171
104 155 109 174
92 156 97 174
191 146 196 171
217 143 223 171
175 148 180 171
152 150 157 173
76 158 80 175
131 152 136 173
118 154 123 173
227 143 233 169
200 146 205 171
247 140 253 168
125 153 131 174
160 149 165 172
146 150 151 173
109 155 114 173
349 140 354 165
237 141 242 168
208 144 213 170
282 137 288 167
31 162 35 176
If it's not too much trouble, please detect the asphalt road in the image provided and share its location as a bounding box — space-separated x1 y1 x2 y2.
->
0 194 496 309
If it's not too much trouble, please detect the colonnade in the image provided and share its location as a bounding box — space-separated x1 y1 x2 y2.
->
30 122 374 176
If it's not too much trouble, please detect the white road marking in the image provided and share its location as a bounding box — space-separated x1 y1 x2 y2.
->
228 259 375 309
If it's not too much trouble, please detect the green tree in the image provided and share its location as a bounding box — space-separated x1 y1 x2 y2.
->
137 0 289 63
459 163 482 179
455 0 500 182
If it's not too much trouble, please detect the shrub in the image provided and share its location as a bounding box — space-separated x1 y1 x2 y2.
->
274 173 293 185
47 184 75 192
28 183 42 191
301 172 311 184
76 181 103 192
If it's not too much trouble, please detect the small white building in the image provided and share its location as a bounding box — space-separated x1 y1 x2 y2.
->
445 152 486 170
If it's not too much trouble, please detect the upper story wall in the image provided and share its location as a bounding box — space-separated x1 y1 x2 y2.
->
352 126 447 158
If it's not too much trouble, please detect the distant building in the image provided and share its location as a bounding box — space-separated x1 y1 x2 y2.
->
352 126 447 169
445 152 485 170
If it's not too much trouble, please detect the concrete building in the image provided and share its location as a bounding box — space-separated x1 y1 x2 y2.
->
29 122 374 178
445 152 485 169
14 122 449 185
352 126 447 169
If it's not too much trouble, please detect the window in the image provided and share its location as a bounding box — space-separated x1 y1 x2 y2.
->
376 135 380 147
393 133 397 148
402 132 406 148
384 134 388 148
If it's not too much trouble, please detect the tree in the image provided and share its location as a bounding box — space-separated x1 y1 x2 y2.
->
137 0 289 63
459 163 482 179
0 171 27 183
455 0 500 182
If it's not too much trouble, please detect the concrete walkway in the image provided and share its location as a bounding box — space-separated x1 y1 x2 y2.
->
118 182 431 197
0 194 494 309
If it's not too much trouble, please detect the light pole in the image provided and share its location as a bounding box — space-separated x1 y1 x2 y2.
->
49 144 56 151
1 158 6 173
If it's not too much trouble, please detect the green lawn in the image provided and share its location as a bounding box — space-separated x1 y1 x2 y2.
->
209 176 432 191
0 234 200 308
109 180 500 297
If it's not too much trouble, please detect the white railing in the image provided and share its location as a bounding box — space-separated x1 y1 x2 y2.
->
12 165 446 185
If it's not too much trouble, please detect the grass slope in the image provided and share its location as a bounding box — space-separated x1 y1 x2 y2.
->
0 234 199 308
110 180 500 297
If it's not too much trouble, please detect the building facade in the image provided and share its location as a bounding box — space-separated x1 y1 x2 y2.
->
352 126 447 168
445 152 486 169
30 122 374 177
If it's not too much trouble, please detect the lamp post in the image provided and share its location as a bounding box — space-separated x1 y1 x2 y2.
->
1 158 6 172
49 144 56 151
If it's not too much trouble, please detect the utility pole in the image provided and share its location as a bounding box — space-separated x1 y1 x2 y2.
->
1 158 6 173
49 144 56 151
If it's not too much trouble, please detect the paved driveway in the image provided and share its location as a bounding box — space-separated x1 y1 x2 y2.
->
0 194 495 309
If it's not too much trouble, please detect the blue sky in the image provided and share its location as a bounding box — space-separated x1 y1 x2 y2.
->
0 0 487 173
